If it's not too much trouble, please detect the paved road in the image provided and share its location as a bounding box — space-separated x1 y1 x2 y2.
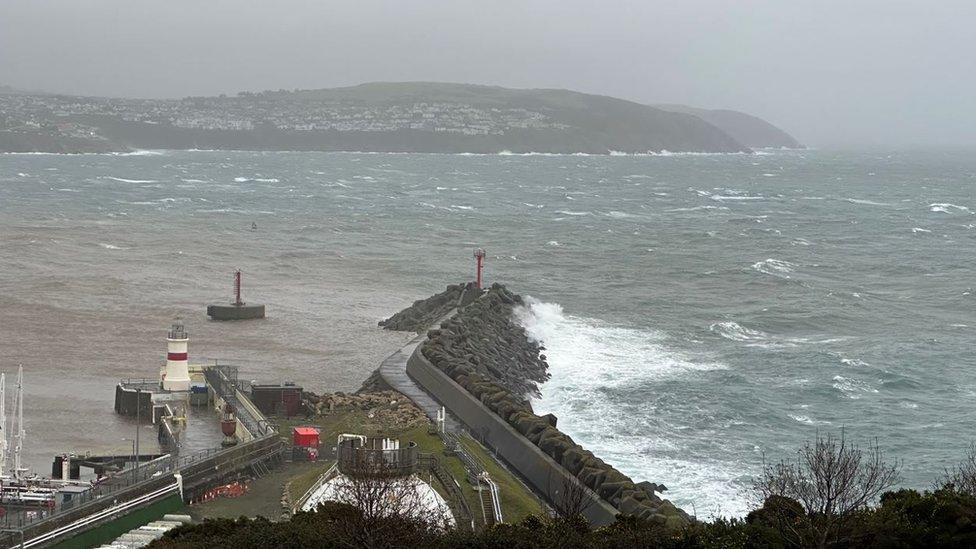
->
379 317 462 432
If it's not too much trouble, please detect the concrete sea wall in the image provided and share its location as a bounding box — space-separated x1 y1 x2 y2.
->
406 343 620 525
407 284 689 529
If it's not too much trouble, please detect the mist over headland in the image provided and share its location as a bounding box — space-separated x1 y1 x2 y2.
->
2 1 975 148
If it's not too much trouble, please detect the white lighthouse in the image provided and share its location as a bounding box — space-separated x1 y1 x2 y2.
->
162 322 191 392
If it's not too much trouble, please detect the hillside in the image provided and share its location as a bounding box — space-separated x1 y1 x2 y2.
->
1 82 755 154
656 103 802 149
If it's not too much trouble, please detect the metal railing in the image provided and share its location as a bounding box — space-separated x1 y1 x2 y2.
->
440 431 504 527
484 476 503 525
292 462 339 513
336 441 418 478
0 436 282 545
0 365 280 544
203 364 274 439
117 378 160 390
419 453 473 530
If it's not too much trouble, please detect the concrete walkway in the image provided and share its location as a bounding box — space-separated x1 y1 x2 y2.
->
379 314 462 432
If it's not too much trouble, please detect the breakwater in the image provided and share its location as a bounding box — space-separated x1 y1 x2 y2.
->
379 283 467 333
388 283 689 528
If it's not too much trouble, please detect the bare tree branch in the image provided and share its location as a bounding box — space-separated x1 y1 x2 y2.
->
547 469 593 520
753 431 900 549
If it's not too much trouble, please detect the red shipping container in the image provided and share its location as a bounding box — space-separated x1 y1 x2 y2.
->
293 426 320 448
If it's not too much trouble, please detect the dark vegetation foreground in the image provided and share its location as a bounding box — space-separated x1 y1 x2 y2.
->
151 435 976 548
148 486 976 549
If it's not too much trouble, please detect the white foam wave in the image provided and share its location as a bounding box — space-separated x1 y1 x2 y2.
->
515 299 737 515
195 208 275 214
605 210 639 219
234 177 280 183
832 375 879 399
100 176 158 184
667 205 730 212
710 194 767 202
99 243 124 250
490 149 763 157
554 210 591 216
652 150 761 157
517 299 725 388
710 320 837 349
789 414 831 426
118 149 165 156
751 258 795 278
911 227 932 234
709 321 768 342
929 203 971 214
839 357 869 368
846 198 892 206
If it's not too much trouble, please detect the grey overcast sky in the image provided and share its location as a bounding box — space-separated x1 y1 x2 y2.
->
2 0 974 147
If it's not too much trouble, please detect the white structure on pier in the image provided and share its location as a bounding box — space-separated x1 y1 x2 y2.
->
162 322 192 392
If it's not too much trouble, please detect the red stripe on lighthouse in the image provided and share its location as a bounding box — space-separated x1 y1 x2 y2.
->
168 352 188 361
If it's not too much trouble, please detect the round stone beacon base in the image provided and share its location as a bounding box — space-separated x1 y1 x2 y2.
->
207 303 266 320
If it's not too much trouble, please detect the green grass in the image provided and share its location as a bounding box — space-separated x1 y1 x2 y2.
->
288 459 335 504
273 411 542 526
398 423 486 524
458 435 545 521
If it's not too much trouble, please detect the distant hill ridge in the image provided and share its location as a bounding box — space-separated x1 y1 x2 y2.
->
655 103 802 149
0 81 801 154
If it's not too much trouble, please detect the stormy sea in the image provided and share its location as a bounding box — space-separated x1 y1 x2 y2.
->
0 148 973 517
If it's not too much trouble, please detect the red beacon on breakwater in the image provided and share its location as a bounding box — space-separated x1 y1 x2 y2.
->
207 269 265 321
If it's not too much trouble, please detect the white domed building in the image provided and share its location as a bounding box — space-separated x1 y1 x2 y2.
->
300 435 455 529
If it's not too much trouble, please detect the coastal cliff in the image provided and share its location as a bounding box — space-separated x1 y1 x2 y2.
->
384 283 689 527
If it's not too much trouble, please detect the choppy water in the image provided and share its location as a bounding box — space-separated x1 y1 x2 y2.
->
1 149 973 516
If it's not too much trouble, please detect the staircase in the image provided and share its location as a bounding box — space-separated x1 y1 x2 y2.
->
480 486 498 527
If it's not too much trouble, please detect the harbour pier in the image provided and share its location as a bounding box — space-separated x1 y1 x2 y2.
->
0 364 284 548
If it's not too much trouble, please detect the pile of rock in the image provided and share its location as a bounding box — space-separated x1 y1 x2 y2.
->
357 369 393 393
379 283 468 333
421 284 689 529
305 390 427 429
422 283 550 397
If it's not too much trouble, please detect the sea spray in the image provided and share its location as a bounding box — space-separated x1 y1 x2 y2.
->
418 285 689 524
515 298 748 517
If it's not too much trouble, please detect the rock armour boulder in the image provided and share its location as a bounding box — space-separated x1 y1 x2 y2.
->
379 283 471 333
419 283 690 528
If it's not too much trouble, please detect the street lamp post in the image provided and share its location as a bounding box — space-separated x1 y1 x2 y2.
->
135 388 141 471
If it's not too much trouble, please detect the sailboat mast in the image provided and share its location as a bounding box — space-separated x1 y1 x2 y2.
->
13 366 24 479
0 373 6 476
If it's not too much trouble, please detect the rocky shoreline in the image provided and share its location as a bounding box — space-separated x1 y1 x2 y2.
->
383 283 689 528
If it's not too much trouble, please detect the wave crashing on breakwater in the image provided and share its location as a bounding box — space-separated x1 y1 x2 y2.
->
514 297 745 517
412 284 689 524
